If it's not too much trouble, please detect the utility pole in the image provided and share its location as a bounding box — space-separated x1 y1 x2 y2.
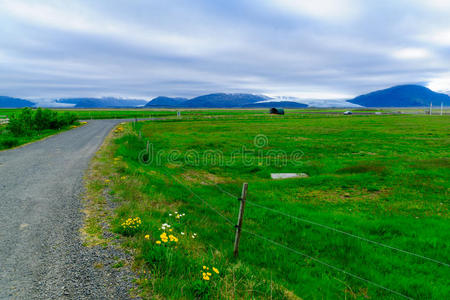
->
429 102 432 115
441 102 443 116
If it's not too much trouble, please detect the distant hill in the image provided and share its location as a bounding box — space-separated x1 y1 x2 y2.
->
183 93 270 108
242 101 308 108
145 96 188 108
56 97 148 108
348 85 450 107
0 96 35 108
145 93 272 108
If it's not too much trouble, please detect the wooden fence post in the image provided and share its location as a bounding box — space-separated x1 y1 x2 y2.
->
234 183 248 258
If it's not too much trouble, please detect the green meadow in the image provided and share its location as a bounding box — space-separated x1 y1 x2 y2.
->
86 114 450 298
0 108 268 120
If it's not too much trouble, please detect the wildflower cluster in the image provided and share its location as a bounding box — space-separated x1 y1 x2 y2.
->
120 217 141 236
201 265 219 281
114 126 124 133
168 211 186 219
155 231 179 245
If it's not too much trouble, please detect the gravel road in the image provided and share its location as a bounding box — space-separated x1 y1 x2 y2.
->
0 120 135 299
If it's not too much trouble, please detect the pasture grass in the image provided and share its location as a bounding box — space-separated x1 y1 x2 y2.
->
86 114 449 299
1 107 442 121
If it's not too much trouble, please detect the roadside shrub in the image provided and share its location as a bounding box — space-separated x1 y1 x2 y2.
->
7 108 79 136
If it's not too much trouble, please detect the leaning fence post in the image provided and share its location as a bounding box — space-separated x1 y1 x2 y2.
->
234 183 248 258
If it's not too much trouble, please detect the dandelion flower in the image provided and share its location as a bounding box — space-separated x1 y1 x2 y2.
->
203 276 210 281
212 267 219 274
206 272 211 276
156 241 161 244
203 266 207 270
144 234 150 240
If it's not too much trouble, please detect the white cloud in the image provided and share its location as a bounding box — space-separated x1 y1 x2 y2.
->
421 29 450 46
427 73 450 93
420 0 450 11
0 1 235 57
264 0 361 21
392 48 431 60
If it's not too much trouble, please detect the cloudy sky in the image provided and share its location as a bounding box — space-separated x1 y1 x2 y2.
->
0 0 449 100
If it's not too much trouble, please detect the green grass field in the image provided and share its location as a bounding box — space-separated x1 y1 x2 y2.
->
1 107 443 121
84 114 449 299
0 108 269 120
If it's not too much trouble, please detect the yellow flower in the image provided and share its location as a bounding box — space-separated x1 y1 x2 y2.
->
169 228 173 232
144 234 150 240
206 272 211 276
155 240 161 244
203 276 210 281
203 266 207 270
212 267 219 274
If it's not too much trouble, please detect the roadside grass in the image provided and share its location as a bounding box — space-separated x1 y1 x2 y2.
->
0 121 87 151
86 114 449 299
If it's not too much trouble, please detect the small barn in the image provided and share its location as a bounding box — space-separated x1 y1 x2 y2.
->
270 108 284 115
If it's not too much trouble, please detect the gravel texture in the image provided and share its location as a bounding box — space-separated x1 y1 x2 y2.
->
0 120 136 299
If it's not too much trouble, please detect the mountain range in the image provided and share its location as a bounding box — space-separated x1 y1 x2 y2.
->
0 96 35 108
56 97 148 108
348 85 450 107
1 85 449 108
145 93 274 108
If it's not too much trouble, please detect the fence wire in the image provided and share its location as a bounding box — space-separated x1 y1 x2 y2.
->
213 183 450 268
241 228 413 299
174 178 414 299
171 175 234 226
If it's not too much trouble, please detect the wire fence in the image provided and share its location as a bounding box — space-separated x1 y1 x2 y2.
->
214 183 450 268
171 176 422 299
241 228 412 299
